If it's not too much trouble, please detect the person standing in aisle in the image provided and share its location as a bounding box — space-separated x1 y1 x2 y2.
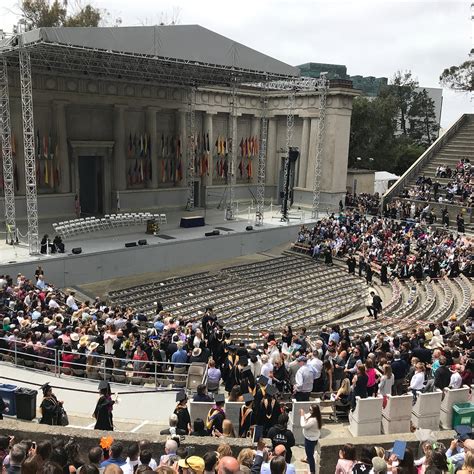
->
300 405 322 474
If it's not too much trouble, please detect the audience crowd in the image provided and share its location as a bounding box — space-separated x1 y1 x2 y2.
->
0 210 473 473
343 193 381 216
296 211 473 280
406 159 472 206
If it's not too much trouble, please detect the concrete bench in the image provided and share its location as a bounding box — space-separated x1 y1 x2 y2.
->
289 399 320 444
349 396 383 437
225 401 244 431
411 390 443 430
189 401 214 424
440 386 470 429
382 394 413 434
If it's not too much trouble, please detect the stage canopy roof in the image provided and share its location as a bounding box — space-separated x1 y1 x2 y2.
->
0 25 299 87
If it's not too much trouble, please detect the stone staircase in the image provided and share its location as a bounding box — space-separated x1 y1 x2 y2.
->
383 113 474 232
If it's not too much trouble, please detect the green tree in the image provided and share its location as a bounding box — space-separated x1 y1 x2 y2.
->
349 95 399 172
407 88 439 146
19 0 103 28
380 70 418 136
392 137 425 177
440 59 474 92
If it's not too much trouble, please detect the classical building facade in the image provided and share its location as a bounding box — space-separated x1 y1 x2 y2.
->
2 72 357 221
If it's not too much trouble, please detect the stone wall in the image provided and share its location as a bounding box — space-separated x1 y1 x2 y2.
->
0 418 253 458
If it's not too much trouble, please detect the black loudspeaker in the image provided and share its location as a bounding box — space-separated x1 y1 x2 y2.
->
71 247 82 255
246 226 253 231
289 147 300 162
125 242 137 248
205 230 220 237
138 239 147 246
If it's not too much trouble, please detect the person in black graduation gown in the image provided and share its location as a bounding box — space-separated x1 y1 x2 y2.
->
346 255 356 275
223 345 240 393
380 261 388 285
0 396 7 419
206 393 226 434
93 381 115 431
240 365 256 396
258 384 280 436
173 391 191 434
239 393 254 438
39 383 63 425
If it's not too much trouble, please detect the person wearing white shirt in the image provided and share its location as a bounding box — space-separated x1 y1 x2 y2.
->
66 292 78 311
300 405 322 474
294 356 314 401
261 355 274 384
409 362 426 402
48 296 60 309
449 365 463 389
120 442 140 474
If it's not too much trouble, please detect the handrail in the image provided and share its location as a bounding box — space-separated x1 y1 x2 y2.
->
382 113 470 210
0 338 206 390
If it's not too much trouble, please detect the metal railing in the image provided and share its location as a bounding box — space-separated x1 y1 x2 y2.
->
0 338 207 391
382 113 470 210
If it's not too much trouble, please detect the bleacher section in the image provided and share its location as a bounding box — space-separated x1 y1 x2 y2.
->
384 113 474 231
107 255 367 341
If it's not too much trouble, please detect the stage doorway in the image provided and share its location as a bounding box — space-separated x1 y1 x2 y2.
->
71 141 114 216
78 156 104 216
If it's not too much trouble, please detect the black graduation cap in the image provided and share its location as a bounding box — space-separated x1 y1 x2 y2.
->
238 357 249 366
98 380 110 391
243 393 254 404
176 391 187 403
455 425 473 440
227 345 237 351
266 384 278 397
241 366 252 375
214 393 225 404
258 375 269 385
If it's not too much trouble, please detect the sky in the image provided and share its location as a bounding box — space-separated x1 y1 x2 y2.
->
0 0 472 128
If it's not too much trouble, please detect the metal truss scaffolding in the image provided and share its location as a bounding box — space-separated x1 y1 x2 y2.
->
19 47 39 255
257 76 329 220
255 87 268 226
311 77 328 219
281 89 295 221
0 57 17 244
226 78 237 220
186 86 196 211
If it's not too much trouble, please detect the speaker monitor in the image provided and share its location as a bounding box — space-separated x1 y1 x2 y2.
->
205 230 220 237
125 242 137 248
71 247 82 255
138 239 147 246
246 226 253 231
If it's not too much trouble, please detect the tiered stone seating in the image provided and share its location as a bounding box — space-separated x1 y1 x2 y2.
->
348 396 383 436
108 256 366 340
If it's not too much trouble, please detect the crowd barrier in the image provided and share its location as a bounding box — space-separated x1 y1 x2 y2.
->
0 338 206 391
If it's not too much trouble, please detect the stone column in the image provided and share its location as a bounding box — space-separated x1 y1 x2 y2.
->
297 117 310 189
113 105 127 191
306 117 319 192
53 100 70 194
251 116 260 184
146 107 159 188
265 117 277 187
203 112 214 186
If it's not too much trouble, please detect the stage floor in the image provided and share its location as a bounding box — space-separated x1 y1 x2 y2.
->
0 207 316 265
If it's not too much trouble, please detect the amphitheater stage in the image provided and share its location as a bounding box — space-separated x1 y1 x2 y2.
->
0 207 316 287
